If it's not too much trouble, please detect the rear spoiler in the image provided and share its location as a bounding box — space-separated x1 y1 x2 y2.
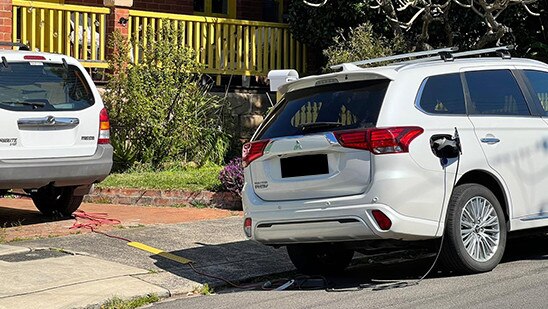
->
277 71 396 97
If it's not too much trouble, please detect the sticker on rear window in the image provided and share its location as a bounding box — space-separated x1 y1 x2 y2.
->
28 62 44 66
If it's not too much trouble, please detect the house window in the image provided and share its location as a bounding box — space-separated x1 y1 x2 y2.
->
193 0 205 13
194 0 234 17
211 0 228 15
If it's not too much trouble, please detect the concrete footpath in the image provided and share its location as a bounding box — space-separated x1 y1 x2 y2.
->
0 217 294 308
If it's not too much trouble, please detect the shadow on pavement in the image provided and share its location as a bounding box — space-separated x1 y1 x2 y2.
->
150 240 293 286
0 203 69 227
151 231 548 293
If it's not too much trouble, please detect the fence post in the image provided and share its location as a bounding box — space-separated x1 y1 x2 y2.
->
104 0 132 59
0 0 12 49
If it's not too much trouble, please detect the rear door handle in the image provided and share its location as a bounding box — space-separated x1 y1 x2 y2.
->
480 137 500 145
18 116 79 129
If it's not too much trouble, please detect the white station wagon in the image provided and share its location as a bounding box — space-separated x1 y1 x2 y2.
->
0 43 112 216
242 47 548 274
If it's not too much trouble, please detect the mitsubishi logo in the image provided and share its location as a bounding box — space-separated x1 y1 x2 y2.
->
46 115 56 125
293 140 303 151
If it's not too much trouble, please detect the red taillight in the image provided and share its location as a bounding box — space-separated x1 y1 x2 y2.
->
371 210 392 230
334 126 423 154
242 139 270 167
244 218 252 237
23 55 47 60
98 108 110 144
333 130 369 150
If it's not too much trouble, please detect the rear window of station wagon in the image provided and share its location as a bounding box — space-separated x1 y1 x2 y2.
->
257 80 389 140
0 62 94 112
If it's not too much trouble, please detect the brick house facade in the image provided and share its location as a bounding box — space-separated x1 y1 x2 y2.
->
65 0 285 22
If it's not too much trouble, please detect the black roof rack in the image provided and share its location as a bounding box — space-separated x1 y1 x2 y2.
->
0 42 30 51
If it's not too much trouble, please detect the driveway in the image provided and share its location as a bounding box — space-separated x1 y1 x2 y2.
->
0 198 238 242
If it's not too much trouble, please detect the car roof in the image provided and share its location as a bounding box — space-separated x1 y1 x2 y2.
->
0 49 81 65
278 57 547 96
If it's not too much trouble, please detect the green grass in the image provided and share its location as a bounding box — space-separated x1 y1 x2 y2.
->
101 294 160 309
98 164 222 192
194 283 214 295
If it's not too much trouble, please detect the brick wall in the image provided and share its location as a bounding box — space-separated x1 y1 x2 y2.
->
65 0 193 15
0 0 12 45
65 0 275 21
65 0 103 6
132 0 193 14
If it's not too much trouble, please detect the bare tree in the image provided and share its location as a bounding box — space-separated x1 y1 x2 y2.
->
303 0 540 49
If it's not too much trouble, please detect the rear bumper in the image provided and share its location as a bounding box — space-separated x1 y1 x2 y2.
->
243 188 440 245
0 144 113 189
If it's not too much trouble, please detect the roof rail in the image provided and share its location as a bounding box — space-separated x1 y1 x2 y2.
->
0 42 30 51
332 45 515 71
330 47 458 70
396 45 515 66
451 45 514 59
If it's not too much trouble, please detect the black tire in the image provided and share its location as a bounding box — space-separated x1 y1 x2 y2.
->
286 243 354 275
31 186 83 217
440 183 507 274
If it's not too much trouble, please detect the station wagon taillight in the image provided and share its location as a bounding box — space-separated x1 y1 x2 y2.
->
334 126 423 154
242 139 270 167
98 108 110 144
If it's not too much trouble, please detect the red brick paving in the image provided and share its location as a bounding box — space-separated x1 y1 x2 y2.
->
0 198 241 242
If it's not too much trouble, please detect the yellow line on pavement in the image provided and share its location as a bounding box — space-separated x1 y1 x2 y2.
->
127 242 192 264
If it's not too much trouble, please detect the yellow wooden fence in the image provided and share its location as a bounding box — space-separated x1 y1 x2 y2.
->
11 0 110 68
128 9 307 77
10 1 307 76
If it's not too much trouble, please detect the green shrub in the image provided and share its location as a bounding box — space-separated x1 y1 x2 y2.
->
104 23 232 171
323 23 406 70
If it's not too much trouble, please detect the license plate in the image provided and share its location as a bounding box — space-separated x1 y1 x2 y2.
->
281 154 329 178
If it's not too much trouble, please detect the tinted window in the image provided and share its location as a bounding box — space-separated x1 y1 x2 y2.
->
524 70 548 115
417 73 465 114
257 80 389 140
465 70 530 116
0 62 94 112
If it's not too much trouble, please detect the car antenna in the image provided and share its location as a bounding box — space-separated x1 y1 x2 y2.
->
1 56 8 68
62 58 69 70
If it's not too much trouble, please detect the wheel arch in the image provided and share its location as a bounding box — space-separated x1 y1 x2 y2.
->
456 169 510 222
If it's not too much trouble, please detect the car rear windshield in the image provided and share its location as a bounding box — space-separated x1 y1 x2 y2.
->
256 80 389 140
0 62 94 111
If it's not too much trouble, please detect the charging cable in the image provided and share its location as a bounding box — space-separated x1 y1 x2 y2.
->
327 128 462 292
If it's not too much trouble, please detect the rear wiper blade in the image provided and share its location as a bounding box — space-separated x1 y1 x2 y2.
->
1 101 46 108
298 122 343 131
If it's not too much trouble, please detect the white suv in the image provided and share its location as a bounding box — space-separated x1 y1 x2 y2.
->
0 45 112 216
242 47 548 275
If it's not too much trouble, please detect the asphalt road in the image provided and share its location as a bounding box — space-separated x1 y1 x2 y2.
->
153 232 548 309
